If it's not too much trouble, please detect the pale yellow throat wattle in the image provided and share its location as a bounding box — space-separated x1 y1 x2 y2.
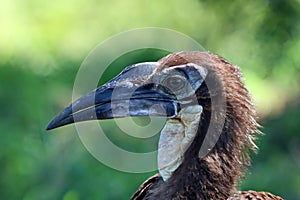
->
157 105 203 181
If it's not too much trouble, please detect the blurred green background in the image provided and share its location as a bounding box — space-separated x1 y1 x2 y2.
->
1 0 300 199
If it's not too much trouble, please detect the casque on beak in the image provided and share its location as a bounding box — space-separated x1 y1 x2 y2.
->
46 62 179 130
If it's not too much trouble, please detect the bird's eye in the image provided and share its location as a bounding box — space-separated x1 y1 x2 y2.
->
163 75 186 91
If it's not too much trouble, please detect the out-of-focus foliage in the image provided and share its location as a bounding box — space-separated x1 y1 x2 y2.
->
0 0 299 199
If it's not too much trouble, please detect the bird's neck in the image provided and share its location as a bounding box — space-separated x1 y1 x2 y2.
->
149 106 245 199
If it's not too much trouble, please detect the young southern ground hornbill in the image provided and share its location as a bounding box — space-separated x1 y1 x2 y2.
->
47 52 283 200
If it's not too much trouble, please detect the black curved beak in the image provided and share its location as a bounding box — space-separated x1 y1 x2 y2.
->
46 62 179 130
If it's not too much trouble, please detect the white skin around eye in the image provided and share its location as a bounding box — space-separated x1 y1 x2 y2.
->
158 105 203 181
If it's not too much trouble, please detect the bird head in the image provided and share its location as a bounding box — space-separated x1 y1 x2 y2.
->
47 51 258 182
46 53 209 130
